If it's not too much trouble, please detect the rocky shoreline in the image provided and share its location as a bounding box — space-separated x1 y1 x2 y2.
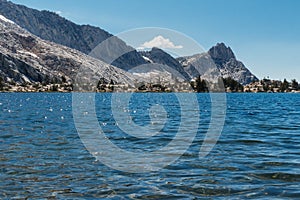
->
1 78 299 93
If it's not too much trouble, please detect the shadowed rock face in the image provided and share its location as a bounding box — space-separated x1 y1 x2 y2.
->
208 43 236 66
0 0 146 70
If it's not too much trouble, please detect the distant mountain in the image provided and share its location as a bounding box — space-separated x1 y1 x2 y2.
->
208 43 259 84
139 47 191 80
138 44 258 85
0 0 259 87
0 14 135 87
0 0 147 70
178 43 259 85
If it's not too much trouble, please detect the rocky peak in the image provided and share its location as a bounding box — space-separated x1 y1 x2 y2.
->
178 43 259 85
208 43 236 64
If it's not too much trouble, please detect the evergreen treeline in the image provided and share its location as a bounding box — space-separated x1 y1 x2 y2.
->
191 76 243 92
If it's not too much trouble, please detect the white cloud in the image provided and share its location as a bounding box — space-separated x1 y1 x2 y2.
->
55 11 63 15
138 35 183 50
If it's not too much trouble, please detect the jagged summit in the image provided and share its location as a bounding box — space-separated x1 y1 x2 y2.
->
208 43 236 65
208 43 258 84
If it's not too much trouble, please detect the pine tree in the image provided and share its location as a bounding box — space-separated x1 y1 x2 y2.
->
280 79 289 92
291 79 298 90
195 76 208 92
0 77 4 91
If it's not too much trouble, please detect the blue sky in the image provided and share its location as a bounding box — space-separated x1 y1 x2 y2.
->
11 0 300 81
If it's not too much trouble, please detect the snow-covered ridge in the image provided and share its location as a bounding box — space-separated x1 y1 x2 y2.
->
0 14 15 24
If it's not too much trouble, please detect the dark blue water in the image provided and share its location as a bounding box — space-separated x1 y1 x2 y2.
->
0 93 300 199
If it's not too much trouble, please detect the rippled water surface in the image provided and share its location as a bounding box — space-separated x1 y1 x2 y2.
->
0 93 300 199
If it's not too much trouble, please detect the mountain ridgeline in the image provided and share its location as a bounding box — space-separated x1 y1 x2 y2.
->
139 44 258 85
0 13 136 92
0 0 147 70
0 0 259 90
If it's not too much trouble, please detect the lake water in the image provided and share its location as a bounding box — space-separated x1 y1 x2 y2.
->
0 93 300 199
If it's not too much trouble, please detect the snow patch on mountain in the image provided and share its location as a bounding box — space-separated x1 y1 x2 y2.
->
0 14 15 24
142 56 153 63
